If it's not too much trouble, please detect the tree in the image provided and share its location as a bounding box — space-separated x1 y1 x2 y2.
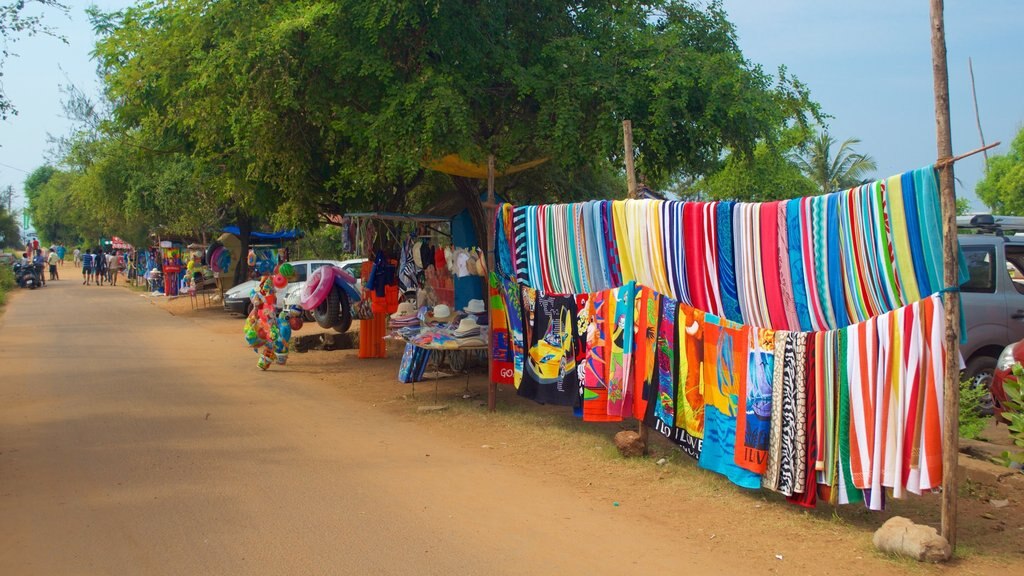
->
0 1 68 118
976 127 1024 215
76 0 819 266
0 184 17 246
791 131 877 194
692 127 817 201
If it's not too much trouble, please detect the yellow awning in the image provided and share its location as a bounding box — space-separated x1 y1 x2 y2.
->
424 154 549 179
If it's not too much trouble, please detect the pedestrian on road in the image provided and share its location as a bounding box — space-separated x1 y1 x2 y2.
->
57 244 66 267
81 250 94 285
94 248 106 286
32 249 47 287
47 248 59 280
73 247 81 267
109 251 122 286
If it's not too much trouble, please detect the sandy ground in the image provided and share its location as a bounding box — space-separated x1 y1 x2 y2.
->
1 266 1022 575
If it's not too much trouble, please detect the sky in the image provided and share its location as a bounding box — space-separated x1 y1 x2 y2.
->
2 1 1022 224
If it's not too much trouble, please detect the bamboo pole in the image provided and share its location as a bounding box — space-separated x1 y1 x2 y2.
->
968 57 989 167
623 120 637 199
929 0 961 550
486 155 497 412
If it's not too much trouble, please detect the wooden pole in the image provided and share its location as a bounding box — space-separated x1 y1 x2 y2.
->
486 155 498 412
929 0 961 550
968 57 989 167
623 120 637 199
621 120 648 453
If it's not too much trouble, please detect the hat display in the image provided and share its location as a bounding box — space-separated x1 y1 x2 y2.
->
453 317 482 339
430 304 454 322
464 298 486 315
391 301 416 320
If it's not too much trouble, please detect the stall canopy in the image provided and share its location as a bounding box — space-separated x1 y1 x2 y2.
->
222 227 303 241
110 236 133 250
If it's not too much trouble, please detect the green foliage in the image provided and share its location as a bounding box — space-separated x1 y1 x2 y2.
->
692 128 818 201
0 1 69 118
791 130 877 194
998 363 1024 467
956 197 971 216
0 262 14 305
77 0 819 235
959 377 991 440
976 128 1024 214
292 226 357 262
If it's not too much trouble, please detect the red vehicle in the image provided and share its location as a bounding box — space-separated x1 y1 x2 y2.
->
992 338 1024 421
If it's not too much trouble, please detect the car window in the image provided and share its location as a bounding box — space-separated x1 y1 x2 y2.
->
1005 247 1024 295
343 263 361 278
293 263 308 282
961 246 996 293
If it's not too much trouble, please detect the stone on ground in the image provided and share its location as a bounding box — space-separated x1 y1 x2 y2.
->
872 516 951 562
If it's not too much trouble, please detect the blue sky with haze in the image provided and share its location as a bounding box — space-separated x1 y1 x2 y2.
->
2 1 1022 220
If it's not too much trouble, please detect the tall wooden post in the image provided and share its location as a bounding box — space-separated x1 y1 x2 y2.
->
486 155 498 412
929 0 961 550
622 120 649 452
623 120 637 199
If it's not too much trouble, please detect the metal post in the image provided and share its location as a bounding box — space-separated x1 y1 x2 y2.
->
486 155 497 412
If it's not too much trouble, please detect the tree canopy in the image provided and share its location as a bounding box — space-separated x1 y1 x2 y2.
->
38 0 824 252
976 127 1024 215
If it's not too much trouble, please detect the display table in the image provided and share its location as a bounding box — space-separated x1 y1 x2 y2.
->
385 332 488 400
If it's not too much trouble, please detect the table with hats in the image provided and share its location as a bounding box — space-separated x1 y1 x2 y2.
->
386 298 490 385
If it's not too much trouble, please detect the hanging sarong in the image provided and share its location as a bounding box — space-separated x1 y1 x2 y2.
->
735 325 774 474
698 314 759 488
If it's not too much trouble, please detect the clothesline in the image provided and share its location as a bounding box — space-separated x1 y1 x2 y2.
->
488 165 964 510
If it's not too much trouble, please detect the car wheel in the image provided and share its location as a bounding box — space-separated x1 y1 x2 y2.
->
332 292 352 333
244 301 253 317
965 355 996 416
314 286 340 328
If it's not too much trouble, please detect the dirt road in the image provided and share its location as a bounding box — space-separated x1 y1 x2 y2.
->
0 268 1019 575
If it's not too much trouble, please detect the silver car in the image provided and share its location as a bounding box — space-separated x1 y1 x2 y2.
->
959 216 1024 392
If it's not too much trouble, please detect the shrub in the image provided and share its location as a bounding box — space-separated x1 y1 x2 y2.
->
959 377 991 440
997 364 1024 468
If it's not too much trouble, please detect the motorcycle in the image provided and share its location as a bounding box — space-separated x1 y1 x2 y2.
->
12 261 41 289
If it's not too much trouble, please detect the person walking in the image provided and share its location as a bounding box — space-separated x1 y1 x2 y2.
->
47 248 59 280
81 249 93 285
56 244 66 267
73 247 81 267
109 251 122 286
94 248 106 286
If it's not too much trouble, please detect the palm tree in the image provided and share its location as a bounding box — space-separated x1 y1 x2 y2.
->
792 132 878 194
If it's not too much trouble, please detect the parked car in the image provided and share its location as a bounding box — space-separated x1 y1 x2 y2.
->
223 259 361 317
992 338 1024 421
958 215 1024 400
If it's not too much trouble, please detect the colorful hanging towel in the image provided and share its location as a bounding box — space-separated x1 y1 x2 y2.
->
582 290 618 422
735 326 775 474
787 333 818 508
717 201 742 322
698 314 760 488
677 303 705 441
632 286 660 421
519 292 580 406
653 296 678 427
606 282 636 416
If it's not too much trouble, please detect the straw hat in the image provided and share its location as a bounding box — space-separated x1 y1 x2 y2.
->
464 298 486 314
391 301 416 319
430 304 454 322
453 317 481 336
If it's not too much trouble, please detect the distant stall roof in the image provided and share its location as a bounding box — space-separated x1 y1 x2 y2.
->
346 212 449 223
222 226 303 241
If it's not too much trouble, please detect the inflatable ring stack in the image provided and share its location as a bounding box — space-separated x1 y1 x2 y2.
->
299 265 337 310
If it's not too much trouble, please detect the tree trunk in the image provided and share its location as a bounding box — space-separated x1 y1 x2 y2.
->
233 214 253 286
451 176 486 251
